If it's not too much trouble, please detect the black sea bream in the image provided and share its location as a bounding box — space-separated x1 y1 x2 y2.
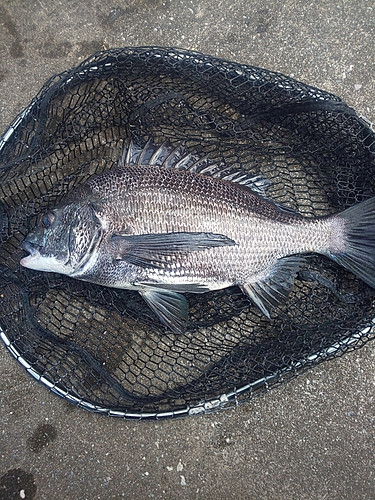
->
20 140 375 334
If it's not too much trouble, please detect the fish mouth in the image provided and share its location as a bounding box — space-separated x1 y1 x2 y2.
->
20 240 40 267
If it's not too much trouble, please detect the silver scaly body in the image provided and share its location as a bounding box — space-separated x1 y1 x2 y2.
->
20 140 375 333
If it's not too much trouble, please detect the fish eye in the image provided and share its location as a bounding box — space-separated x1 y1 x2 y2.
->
41 212 55 229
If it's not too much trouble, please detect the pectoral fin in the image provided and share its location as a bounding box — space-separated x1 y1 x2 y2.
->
241 256 305 318
112 231 235 268
140 288 189 335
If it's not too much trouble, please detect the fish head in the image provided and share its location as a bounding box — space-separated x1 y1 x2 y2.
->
20 202 102 275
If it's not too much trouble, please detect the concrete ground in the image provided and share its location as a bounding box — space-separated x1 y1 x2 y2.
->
0 0 374 498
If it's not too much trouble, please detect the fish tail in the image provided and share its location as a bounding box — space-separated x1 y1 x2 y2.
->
327 196 375 288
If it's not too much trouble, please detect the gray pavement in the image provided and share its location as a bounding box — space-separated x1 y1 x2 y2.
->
0 1 375 499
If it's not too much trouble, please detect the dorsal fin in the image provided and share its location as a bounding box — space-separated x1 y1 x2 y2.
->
119 138 271 197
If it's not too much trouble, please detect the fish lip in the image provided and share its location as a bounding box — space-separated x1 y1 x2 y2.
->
20 240 41 268
20 240 39 256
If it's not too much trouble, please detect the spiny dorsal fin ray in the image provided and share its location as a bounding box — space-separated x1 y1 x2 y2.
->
138 137 157 165
149 142 177 166
121 139 142 166
241 256 305 318
119 138 272 196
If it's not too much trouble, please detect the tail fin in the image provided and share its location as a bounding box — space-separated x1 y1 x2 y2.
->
328 197 375 289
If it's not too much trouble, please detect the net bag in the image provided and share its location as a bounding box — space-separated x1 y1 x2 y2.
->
0 46 374 419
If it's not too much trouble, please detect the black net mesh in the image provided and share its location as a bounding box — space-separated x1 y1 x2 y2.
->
1 46 375 419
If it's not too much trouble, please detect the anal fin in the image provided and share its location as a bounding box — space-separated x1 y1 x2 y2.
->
241 256 305 318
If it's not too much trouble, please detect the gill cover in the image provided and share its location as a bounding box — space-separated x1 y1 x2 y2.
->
21 203 102 275
67 203 103 272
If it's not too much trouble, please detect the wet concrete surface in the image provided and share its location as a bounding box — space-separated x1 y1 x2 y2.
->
0 1 375 499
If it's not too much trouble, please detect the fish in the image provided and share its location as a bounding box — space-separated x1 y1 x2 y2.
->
20 139 375 334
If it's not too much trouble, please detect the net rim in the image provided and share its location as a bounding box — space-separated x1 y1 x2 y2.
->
2 322 374 419
1 46 375 419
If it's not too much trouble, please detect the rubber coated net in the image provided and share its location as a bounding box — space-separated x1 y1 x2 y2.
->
1 47 375 419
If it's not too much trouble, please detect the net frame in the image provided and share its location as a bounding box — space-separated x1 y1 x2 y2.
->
0 46 374 419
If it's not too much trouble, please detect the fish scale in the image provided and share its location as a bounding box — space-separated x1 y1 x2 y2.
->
91 177 327 277
20 140 375 334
